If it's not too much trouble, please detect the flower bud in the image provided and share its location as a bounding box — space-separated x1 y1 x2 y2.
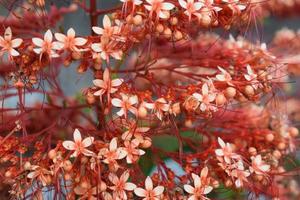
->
24 162 31 170
138 106 148 118
156 24 164 33
216 93 226 106
174 30 183 41
133 15 143 26
48 149 56 160
244 85 254 96
265 133 274 142
201 14 211 27
248 147 257 156
164 28 172 39
170 17 178 26
63 160 73 171
288 127 299 137
141 137 152 148
225 87 236 99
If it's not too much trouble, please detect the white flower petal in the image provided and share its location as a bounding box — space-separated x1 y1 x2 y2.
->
44 30 53 42
153 186 164 196
82 136 94 147
145 176 153 190
134 188 146 197
11 38 23 48
73 129 82 143
183 184 194 194
63 141 75 150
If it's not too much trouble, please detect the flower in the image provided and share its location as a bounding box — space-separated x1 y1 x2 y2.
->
216 66 234 86
249 155 270 175
231 168 250 188
120 0 143 13
0 27 22 57
109 170 137 199
92 15 119 38
27 165 53 186
198 0 222 12
122 139 145 164
244 65 259 89
53 28 87 52
91 42 123 63
134 176 164 200
144 0 175 19
93 68 123 103
184 169 213 200
112 93 138 118
178 0 203 21
62 129 95 157
32 29 60 59
99 137 127 164
222 0 246 12
145 98 170 120
215 137 239 163
121 122 150 141
192 83 216 112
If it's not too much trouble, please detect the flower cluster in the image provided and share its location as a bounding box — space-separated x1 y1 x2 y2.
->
0 0 299 200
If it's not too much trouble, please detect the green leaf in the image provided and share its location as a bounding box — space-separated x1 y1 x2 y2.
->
138 149 154 175
152 135 179 152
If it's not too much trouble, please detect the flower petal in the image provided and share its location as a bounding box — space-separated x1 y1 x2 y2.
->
134 188 146 197
145 176 153 190
73 129 82 143
110 138 118 151
54 33 66 42
183 184 194 194
63 141 75 150
82 136 94 147
124 183 136 191
74 37 87 46
103 15 111 29
11 38 23 48
112 98 122 107
44 30 53 42
32 38 44 47
92 26 104 35
153 186 164 196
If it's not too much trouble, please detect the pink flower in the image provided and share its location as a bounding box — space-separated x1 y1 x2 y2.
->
32 30 60 59
216 66 234 86
92 15 119 38
134 176 164 200
53 28 87 52
249 155 270 175
231 168 250 188
91 42 123 63
0 27 22 57
62 129 95 157
109 170 137 200
178 0 203 21
112 93 138 118
99 137 127 164
144 0 175 19
93 68 123 103
145 98 170 120
121 123 150 141
183 168 213 200
120 0 143 13
198 0 222 12
27 165 53 186
222 0 246 12
122 139 145 164
244 65 259 89
215 137 239 163
192 83 216 112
